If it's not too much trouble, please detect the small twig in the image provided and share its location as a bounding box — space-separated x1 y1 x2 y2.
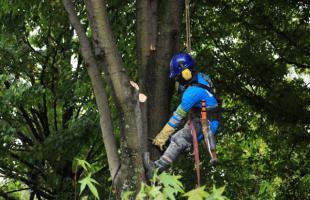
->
6 188 30 194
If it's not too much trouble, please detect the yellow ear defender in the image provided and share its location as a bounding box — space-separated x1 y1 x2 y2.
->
180 62 192 80
182 68 192 80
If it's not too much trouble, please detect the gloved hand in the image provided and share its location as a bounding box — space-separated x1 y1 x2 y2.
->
152 124 175 150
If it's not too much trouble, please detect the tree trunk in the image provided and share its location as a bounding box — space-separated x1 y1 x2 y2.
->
146 0 182 158
65 0 182 197
85 0 145 195
63 0 120 180
136 0 159 153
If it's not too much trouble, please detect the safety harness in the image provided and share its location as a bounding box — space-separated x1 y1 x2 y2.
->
189 100 218 187
187 79 221 187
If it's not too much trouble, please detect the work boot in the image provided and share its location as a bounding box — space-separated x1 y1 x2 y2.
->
154 155 172 171
209 151 218 166
143 152 173 180
143 152 156 180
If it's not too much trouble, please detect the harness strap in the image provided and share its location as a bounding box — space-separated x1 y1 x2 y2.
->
191 82 222 108
192 83 216 97
189 121 200 187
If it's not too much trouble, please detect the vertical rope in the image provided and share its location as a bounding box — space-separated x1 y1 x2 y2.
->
189 121 201 187
185 0 191 53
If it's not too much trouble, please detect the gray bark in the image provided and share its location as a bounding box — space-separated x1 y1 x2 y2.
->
63 0 120 179
147 0 182 158
136 0 159 153
86 0 145 194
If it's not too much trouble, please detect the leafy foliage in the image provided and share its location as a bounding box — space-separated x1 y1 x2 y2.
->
122 171 228 200
75 159 104 199
0 0 309 199
183 185 228 200
0 0 111 199
173 1 309 199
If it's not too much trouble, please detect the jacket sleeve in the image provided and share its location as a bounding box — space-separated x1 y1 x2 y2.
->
167 87 203 128
167 105 187 128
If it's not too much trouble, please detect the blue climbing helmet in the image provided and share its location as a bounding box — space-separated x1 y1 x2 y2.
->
169 53 194 78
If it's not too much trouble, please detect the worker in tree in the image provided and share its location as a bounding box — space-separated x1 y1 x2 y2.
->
144 53 220 179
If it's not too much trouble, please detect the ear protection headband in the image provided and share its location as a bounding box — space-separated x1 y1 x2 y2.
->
179 62 192 81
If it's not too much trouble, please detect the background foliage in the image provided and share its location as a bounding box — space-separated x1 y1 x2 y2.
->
0 0 309 199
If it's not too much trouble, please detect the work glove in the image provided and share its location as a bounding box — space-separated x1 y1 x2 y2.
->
152 124 176 150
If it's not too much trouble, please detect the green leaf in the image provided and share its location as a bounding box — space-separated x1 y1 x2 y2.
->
150 168 160 185
183 186 209 200
78 177 88 195
121 191 134 200
148 185 162 198
76 158 91 171
207 185 228 200
158 172 184 194
87 181 100 199
212 185 225 196
78 174 100 199
136 190 147 200
90 177 100 185
163 187 176 200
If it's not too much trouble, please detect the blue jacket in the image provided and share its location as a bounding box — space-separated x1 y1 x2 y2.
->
168 73 220 136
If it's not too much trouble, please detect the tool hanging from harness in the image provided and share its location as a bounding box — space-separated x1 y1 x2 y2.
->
200 100 218 162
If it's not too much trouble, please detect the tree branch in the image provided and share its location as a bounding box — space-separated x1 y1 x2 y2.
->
30 108 44 138
284 60 310 69
5 188 30 194
19 107 43 142
0 166 53 199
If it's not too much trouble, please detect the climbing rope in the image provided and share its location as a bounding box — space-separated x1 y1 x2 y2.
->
189 121 200 187
186 0 201 187
185 0 191 52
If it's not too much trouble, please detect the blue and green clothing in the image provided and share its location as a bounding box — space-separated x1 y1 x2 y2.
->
167 73 220 139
